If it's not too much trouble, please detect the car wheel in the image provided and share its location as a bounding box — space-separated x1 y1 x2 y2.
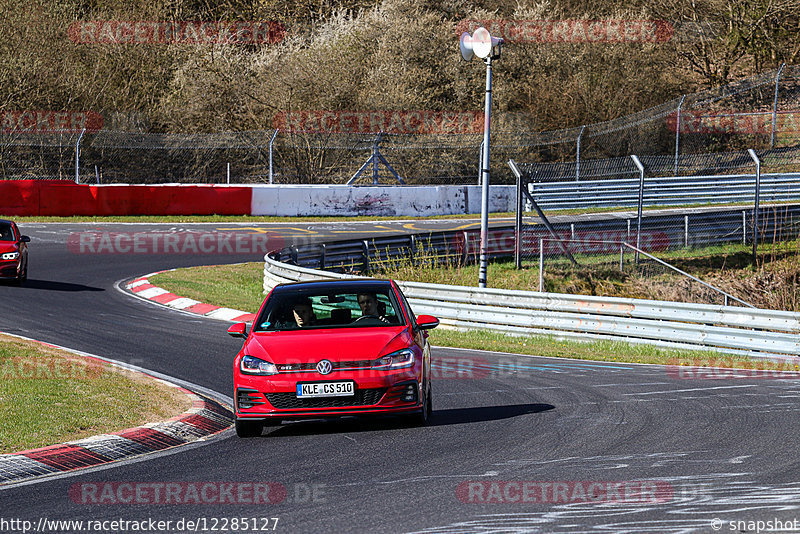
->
235 419 263 438
408 383 432 427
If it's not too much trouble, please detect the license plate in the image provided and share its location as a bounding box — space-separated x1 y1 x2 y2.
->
297 381 355 398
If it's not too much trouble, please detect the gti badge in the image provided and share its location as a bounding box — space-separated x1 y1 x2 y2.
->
316 359 333 375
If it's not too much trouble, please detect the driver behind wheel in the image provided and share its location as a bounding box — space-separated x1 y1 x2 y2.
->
356 292 389 323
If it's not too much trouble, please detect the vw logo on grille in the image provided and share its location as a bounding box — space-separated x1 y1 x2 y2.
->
316 359 333 375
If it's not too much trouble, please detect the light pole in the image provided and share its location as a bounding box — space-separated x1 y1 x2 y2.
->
460 27 503 288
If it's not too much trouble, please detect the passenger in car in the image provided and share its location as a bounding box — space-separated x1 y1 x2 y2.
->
291 297 316 327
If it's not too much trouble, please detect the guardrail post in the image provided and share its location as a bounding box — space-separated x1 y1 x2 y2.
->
462 231 470 265
539 238 544 292
748 149 761 265
362 239 370 273
268 128 279 184
290 245 298 265
409 234 417 263
771 63 785 149
742 210 747 244
74 128 86 184
630 155 645 264
619 244 624 272
684 215 689 247
319 243 326 270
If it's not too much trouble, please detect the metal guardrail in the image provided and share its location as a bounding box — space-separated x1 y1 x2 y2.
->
263 254 800 361
528 173 800 210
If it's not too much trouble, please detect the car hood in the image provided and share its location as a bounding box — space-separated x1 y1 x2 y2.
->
245 326 412 363
0 242 18 254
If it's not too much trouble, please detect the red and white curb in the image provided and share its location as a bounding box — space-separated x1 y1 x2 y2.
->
0 334 233 486
126 270 255 323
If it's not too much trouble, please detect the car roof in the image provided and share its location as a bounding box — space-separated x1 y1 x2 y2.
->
0 219 14 226
272 279 395 293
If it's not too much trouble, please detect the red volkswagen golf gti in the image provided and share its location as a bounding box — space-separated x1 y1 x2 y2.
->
229 279 439 437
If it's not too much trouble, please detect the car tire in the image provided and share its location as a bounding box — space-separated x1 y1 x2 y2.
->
235 419 264 438
408 383 432 427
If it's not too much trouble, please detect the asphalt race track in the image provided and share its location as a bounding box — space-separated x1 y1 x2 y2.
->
2 221 800 534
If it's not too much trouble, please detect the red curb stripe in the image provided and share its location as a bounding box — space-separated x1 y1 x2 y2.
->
181 414 230 433
200 400 235 418
131 283 155 293
23 445 110 470
232 313 256 322
185 303 221 315
116 427 185 450
150 292 180 304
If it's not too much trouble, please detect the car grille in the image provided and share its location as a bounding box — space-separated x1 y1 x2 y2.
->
276 360 374 373
264 388 387 409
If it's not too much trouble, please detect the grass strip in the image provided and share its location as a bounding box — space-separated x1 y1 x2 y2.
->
148 262 794 371
0 334 191 453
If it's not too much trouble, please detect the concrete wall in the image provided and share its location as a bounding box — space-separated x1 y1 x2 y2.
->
250 185 516 216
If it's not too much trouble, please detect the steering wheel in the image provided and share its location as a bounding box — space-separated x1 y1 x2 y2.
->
352 314 387 325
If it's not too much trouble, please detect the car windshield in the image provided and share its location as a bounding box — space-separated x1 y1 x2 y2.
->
253 286 404 332
0 224 15 242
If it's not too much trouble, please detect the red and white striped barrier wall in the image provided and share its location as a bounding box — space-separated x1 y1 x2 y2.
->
0 181 516 217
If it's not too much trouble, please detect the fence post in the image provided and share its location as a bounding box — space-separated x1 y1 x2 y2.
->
268 128 279 184
771 63 785 149
576 125 585 181
74 128 86 184
748 149 761 265
515 167 523 269
674 95 686 177
227 162 230 184
630 154 645 264
619 244 624 273
477 140 484 185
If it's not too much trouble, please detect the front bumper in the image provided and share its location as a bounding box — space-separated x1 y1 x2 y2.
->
234 368 423 420
0 259 20 279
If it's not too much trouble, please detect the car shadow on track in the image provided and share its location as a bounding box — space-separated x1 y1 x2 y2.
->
8 279 104 292
261 403 555 437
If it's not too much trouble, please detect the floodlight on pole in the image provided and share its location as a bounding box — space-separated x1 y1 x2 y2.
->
460 27 502 288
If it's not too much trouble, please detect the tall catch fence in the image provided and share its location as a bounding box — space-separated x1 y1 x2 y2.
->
0 66 797 185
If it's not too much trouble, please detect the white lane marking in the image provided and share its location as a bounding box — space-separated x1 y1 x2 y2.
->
622 385 759 396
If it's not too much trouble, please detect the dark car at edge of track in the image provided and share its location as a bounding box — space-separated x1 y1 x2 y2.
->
228 279 439 437
0 219 30 285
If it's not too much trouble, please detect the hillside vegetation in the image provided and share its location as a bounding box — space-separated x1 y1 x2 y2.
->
2 0 797 133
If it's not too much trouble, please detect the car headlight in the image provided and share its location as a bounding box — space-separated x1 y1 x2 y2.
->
240 355 278 376
372 348 415 370
1 252 19 260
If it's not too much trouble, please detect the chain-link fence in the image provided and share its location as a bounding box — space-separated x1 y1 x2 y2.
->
1 65 797 185
0 131 84 180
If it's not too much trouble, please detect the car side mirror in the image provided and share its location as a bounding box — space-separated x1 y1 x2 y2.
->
415 315 440 331
20 236 30 243
227 322 248 338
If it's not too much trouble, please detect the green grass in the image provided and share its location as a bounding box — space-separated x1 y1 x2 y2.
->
147 261 794 370
153 263 266 312
0 335 190 453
